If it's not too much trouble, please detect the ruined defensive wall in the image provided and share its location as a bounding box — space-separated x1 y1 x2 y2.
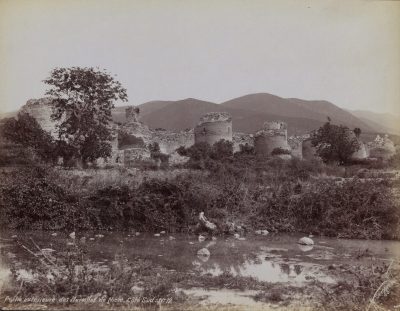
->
301 138 318 161
18 99 397 165
194 112 233 145
367 134 396 160
233 133 254 153
151 130 194 154
254 121 290 156
288 136 304 159
20 98 59 138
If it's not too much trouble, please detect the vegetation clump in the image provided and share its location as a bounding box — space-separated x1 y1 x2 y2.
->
311 120 360 164
271 147 291 156
1 158 399 240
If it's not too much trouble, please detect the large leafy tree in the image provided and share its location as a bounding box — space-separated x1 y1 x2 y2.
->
44 67 128 165
311 121 360 164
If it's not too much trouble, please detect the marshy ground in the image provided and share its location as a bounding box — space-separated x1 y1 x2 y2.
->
1 231 399 310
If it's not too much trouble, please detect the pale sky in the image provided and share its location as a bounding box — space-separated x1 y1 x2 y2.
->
1 0 399 114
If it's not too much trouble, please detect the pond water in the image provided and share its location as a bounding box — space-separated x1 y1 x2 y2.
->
1 231 399 308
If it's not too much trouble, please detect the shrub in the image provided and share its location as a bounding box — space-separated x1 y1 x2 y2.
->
118 131 145 149
389 152 400 169
1 113 57 163
293 178 399 239
86 178 204 232
0 167 92 230
271 147 291 156
237 143 254 155
0 144 37 166
311 121 360 164
209 139 233 160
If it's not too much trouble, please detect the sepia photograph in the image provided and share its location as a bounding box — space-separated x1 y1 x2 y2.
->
0 0 400 310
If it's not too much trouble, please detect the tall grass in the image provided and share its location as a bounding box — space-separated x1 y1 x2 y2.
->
1 159 399 239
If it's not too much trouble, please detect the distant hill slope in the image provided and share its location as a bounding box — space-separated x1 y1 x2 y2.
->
221 93 377 133
0 111 17 121
1 92 391 136
134 98 323 135
349 110 400 135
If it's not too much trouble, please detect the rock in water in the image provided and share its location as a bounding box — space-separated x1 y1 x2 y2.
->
255 230 269 235
298 237 314 245
197 248 211 257
198 235 206 242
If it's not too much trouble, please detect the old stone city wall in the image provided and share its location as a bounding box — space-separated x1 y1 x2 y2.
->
151 130 195 154
288 136 304 159
233 133 254 152
367 135 396 160
20 98 59 138
254 121 290 156
18 100 397 166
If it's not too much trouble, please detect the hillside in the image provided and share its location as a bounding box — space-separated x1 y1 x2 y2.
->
134 98 323 135
221 93 377 133
349 110 400 135
0 111 17 121
1 93 389 136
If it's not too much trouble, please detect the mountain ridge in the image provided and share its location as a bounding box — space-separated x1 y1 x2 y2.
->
1 93 394 135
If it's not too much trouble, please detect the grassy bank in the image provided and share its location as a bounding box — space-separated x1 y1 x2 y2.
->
1 156 399 239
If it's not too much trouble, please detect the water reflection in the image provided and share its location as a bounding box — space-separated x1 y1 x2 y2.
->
1 231 399 291
298 244 314 252
195 252 334 284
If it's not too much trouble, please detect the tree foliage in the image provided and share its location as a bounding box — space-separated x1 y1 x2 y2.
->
176 140 233 169
238 143 254 155
311 121 360 164
209 139 234 160
353 127 361 138
1 113 56 162
148 142 169 164
271 147 291 156
44 67 128 164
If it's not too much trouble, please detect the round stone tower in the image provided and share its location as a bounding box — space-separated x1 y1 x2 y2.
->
194 112 233 145
254 121 290 156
